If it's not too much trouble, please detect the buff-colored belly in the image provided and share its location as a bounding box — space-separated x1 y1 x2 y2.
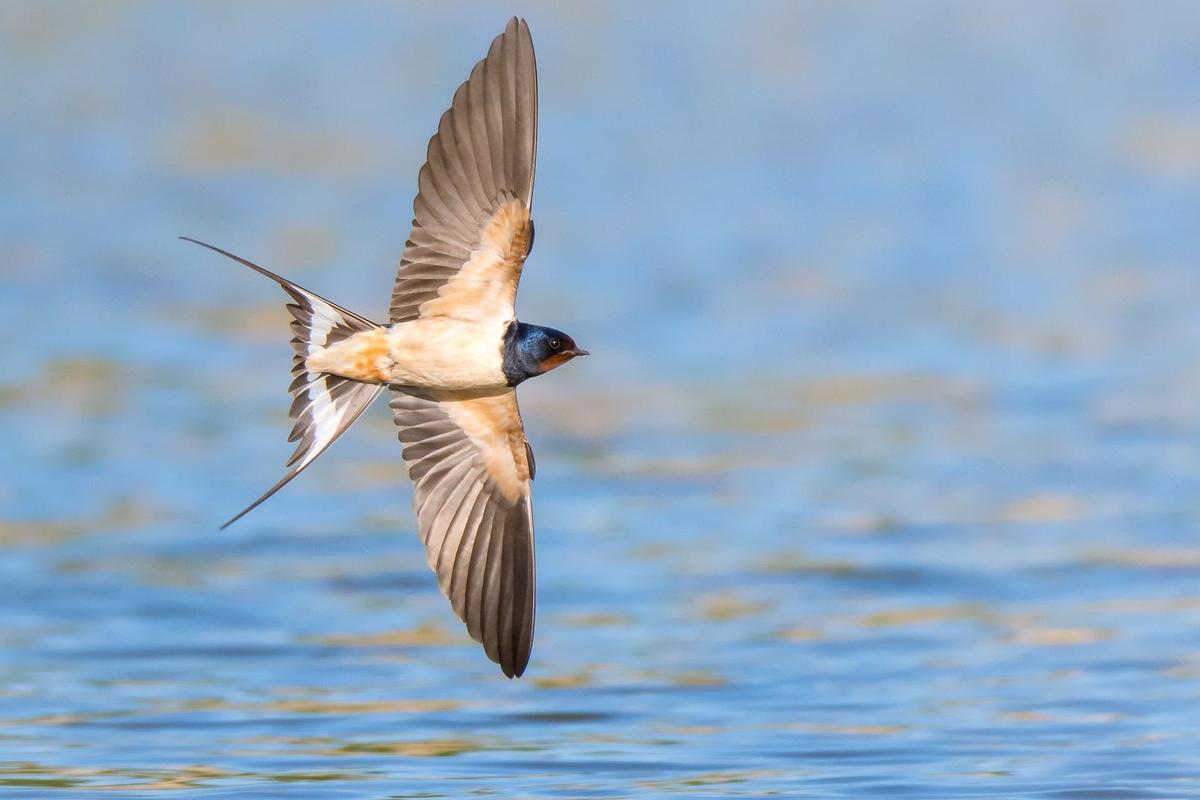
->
305 319 508 390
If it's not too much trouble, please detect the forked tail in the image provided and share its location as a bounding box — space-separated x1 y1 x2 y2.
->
180 237 386 528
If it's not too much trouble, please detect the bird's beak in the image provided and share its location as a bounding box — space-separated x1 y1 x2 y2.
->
571 348 590 357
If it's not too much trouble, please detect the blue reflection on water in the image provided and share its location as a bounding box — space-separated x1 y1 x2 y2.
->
1 2 1199 796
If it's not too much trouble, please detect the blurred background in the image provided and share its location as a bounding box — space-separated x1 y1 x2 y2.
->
2 1 1199 796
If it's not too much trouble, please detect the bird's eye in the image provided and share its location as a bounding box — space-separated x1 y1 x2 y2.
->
548 338 561 350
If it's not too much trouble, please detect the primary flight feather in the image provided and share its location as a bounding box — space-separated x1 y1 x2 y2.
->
182 18 586 678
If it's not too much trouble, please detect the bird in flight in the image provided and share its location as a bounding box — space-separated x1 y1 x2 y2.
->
182 18 586 678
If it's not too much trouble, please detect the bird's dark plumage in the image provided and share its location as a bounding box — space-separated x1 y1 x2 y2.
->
184 17 585 679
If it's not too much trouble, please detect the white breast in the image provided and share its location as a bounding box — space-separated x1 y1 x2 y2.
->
383 318 509 390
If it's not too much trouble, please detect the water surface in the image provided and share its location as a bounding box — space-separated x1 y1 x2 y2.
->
2 2 1200 797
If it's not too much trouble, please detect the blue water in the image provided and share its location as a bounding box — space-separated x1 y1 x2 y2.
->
2 2 1200 796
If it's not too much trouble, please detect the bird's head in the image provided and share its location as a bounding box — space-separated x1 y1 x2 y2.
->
503 322 589 385
526 325 588 371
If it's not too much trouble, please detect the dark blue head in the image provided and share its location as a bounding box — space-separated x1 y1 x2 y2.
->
502 322 589 385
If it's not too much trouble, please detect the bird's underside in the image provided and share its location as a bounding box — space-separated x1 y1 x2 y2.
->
306 317 512 390
187 17 543 677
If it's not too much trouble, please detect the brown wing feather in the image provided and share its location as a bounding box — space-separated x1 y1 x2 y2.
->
390 387 535 677
390 17 538 324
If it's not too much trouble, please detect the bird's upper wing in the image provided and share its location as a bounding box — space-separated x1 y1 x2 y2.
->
390 386 536 677
389 16 537 325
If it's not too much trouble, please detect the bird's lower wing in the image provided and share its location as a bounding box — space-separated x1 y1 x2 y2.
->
390 386 535 677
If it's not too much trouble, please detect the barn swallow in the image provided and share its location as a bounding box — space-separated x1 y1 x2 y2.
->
182 18 585 678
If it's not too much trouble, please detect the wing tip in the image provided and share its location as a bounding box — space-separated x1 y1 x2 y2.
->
500 16 533 57
499 642 531 678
